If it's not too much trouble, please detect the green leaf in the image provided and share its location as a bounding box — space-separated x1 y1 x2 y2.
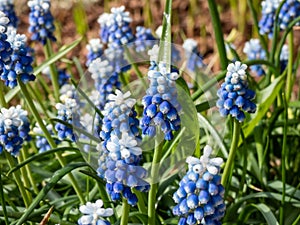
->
16 162 89 225
289 101 300 108
268 180 300 200
197 113 228 157
4 87 20 103
128 212 148 225
226 191 300 220
251 203 279 225
7 147 79 176
242 74 285 140
195 99 217 112
72 2 88 36
34 37 82 75
158 0 172 64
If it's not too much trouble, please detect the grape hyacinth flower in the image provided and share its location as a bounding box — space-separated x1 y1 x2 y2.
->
97 90 149 205
259 0 300 38
217 61 256 122
86 38 104 67
0 0 18 28
98 6 134 48
78 199 113 225
28 0 56 45
2 28 35 88
258 0 281 38
33 122 60 153
104 46 131 75
0 105 31 157
182 38 205 72
278 0 300 30
88 58 121 110
0 12 12 76
135 26 156 52
55 94 80 142
141 49 181 140
243 39 267 76
279 44 289 73
172 145 225 225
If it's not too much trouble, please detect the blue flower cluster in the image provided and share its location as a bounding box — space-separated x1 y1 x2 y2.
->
33 122 60 153
280 44 289 72
0 0 18 28
141 51 181 140
278 0 300 30
78 199 113 225
97 90 149 206
173 145 225 225
28 0 56 44
135 26 156 52
182 38 205 72
88 58 121 110
0 12 12 77
98 6 134 48
243 39 267 76
258 0 280 38
2 28 35 88
259 0 300 38
55 93 80 142
217 61 256 122
0 105 31 157
85 38 104 67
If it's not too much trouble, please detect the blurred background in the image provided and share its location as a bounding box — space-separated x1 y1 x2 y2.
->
15 0 300 73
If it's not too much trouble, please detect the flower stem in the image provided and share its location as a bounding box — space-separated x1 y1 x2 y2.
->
120 197 130 225
221 119 241 190
0 166 9 225
4 151 31 208
286 31 294 102
207 0 228 70
0 82 8 108
44 39 59 102
148 139 164 225
17 153 33 202
280 93 288 225
17 77 86 204
21 147 39 195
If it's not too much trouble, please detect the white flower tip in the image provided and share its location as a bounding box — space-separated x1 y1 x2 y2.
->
186 156 200 165
203 145 212 157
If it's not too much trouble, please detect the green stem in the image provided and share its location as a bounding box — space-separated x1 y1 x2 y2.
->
17 78 86 204
286 31 294 101
17 153 33 203
158 0 172 66
4 151 31 208
0 166 9 225
207 0 228 70
280 93 288 225
132 189 147 214
120 198 130 225
148 140 164 225
44 39 59 102
0 82 8 108
275 17 300 68
221 119 241 189
192 70 226 101
21 147 39 195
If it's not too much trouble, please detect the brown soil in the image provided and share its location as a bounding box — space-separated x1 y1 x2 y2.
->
13 0 300 79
